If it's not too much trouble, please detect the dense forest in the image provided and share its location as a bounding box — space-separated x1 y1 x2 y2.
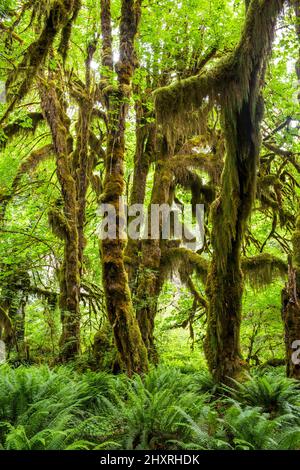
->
0 0 299 453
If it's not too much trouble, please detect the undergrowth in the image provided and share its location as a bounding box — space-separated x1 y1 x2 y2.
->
0 364 299 450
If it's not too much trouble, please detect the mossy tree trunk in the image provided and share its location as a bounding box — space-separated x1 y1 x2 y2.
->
99 0 148 375
204 24 280 384
134 140 171 362
282 250 300 379
154 0 284 383
73 42 97 274
125 99 155 286
281 0 300 379
204 101 262 383
40 81 81 361
0 268 30 359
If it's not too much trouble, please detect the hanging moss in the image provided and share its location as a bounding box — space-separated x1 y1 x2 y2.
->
0 113 44 148
281 0 300 380
154 0 285 383
58 0 81 62
2 1 77 121
154 0 284 151
292 215 300 269
160 247 208 284
0 305 13 343
48 208 70 240
242 253 287 288
170 152 223 186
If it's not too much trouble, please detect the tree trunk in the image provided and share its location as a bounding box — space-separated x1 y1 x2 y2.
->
125 100 154 286
40 82 81 361
282 254 300 379
99 0 148 375
281 0 300 379
205 97 263 384
205 242 244 383
0 269 30 359
134 140 171 361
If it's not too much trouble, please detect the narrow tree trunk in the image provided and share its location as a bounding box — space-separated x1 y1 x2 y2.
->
135 240 162 363
40 82 81 361
134 142 171 361
74 41 96 275
99 0 148 375
0 269 29 359
125 100 154 285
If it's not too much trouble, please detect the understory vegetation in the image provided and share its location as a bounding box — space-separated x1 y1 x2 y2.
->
1 364 300 450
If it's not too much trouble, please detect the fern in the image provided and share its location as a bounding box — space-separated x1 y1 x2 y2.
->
1 365 300 450
224 374 300 417
223 404 284 450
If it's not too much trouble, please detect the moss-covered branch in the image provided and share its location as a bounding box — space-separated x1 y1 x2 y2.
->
154 0 284 149
242 253 287 288
0 112 44 148
2 1 79 122
161 247 209 285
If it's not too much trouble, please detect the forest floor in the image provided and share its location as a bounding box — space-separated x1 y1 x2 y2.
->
1 362 300 450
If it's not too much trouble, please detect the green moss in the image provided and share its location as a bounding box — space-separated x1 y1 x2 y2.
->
154 0 284 151
0 305 13 343
292 215 300 268
3 1 78 121
161 247 208 285
48 208 70 240
242 253 287 288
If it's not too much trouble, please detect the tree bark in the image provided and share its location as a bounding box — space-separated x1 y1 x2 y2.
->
125 99 154 285
40 81 81 361
281 0 300 379
282 255 300 379
99 0 148 375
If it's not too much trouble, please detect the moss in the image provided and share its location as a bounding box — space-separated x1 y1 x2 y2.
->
48 208 70 240
3 1 77 121
161 247 208 284
204 257 244 384
93 323 120 371
154 0 284 150
292 214 300 268
100 177 124 204
98 0 149 376
0 113 44 149
0 305 13 343
170 152 223 186
194 1 285 383
40 78 81 362
58 0 81 62
242 253 287 288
